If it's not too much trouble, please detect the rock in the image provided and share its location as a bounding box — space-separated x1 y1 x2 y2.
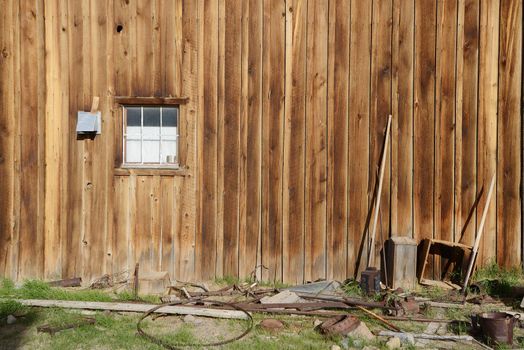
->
385 336 401 349
260 290 303 304
258 319 284 332
313 319 323 327
346 322 374 340
330 345 341 350
286 281 341 294
424 322 440 334
183 314 202 325
394 333 415 345
6 315 16 325
362 346 380 350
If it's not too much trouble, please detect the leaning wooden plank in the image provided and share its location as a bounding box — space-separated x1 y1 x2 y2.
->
12 299 248 320
378 331 473 342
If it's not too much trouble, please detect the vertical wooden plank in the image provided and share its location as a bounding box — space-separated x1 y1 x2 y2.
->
326 0 350 281
44 0 66 280
391 0 414 239
160 177 176 278
151 176 161 271
113 0 135 96
434 0 457 271
134 177 152 272
239 0 263 278
261 0 285 282
370 0 393 263
197 0 218 280
283 0 307 284
455 0 479 246
413 0 436 278
220 0 242 277
176 0 200 280
348 0 372 277
477 0 499 264
136 0 154 96
112 176 129 273
18 0 44 279
497 0 522 267
0 0 17 277
304 0 328 281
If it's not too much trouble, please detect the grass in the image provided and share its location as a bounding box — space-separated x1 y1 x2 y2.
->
471 262 524 297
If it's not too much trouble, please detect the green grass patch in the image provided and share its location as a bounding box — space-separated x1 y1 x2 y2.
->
472 262 524 296
0 280 113 302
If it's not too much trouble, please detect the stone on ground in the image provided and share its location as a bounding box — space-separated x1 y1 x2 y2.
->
385 336 401 349
258 318 284 331
346 321 374 340
330 345 341 350
6 315 16 325
260 290 303 304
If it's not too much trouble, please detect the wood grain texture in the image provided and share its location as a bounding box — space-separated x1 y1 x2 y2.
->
455 0 479 247
370 0 393 264
414 0 436 279
283 0 307 284
497 0 522 267
391 0 414 239
477 0 499 265
261 0 285 282
348 0 372 278
326 0 349 281
434 0 457 274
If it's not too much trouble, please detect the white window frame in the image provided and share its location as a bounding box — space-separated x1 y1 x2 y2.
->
122 105 180 169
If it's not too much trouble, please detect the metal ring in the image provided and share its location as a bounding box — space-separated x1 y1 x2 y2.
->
136 298 253 349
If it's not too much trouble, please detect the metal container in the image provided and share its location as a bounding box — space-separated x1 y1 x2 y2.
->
471 312 519 345
360 267 381 294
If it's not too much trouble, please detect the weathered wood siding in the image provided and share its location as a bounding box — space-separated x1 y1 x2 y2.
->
0 0 522 283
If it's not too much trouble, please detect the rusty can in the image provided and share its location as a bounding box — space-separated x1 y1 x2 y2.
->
472 312 520 345
360 267 381 294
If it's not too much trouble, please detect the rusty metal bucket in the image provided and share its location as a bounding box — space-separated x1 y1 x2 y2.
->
471 312 519 345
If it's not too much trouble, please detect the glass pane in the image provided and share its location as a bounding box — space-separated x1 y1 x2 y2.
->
143 140 160 163
162 108 178 127
161 140 177 164
143 107 161 126
126 107 141 126
126 140 141 163
161 126 177 136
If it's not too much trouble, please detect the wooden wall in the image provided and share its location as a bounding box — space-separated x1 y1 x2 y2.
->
0 0 522 283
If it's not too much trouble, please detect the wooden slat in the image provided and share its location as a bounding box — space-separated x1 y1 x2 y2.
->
283 0 307 284
348 0 372 278
477 0 499 265
497 0 522 267
220 0 242 277
304 0 328 281
369 0 393 263
112 176 129 273
261 0 285 282
160 177 176 278
326 0 350 281
113 0 134 96
454 0 479 247
391 0 414 239
434 0 457 275
114 97 189 105
238 0 262 279
18 0 44 279
196 0 218 280
413 0 437 279
134 177 153 273
151 176 161 271
136 0 154 96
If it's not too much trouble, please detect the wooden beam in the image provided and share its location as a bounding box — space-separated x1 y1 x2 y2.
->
12 299 249 320
114 96 189 105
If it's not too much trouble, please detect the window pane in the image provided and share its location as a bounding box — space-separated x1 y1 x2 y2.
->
163 108 178 127
161 126 177 136
143 107 161 126
126 140 141 163
126 107 141 126
161 140 177 163
143 140 160 163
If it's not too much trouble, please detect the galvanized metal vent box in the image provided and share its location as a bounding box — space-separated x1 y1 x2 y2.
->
76 111 102 135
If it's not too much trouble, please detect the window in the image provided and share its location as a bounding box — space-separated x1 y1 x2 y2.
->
122 106 179 167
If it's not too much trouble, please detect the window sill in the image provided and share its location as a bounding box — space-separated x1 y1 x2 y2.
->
114 166 190 177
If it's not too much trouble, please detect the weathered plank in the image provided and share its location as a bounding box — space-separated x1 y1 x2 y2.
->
477 0 499 265
348 0 372 277
370 0 393 264
434 0 457 274
238 0 262 279
283 0 307 284
326 0 350 281
497 0 522 267
197 0 218 280
261 0 285 282
391 0 414 239
413 0 436 278
454 0 479 247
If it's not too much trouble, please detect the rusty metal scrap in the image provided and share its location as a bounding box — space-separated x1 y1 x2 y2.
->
37 317 96 335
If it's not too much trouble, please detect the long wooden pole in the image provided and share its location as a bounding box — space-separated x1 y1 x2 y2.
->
367 115 392 267
462 173 496 293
